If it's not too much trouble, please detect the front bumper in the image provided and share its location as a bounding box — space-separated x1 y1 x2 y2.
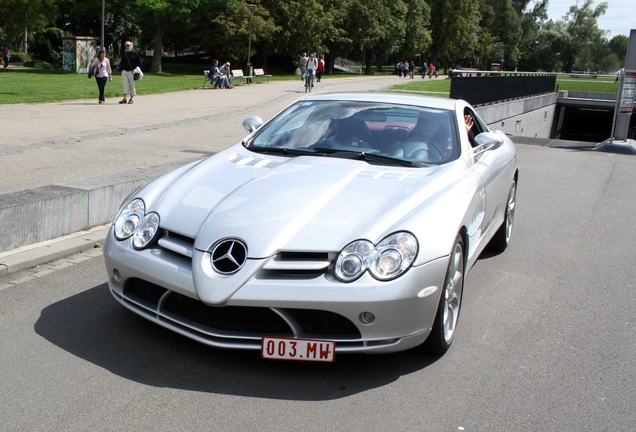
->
103 226 449 354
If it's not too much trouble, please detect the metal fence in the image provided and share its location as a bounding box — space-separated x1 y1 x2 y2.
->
450 71 557 105
555 73 619 100
449 71 620 106
333 57 363 74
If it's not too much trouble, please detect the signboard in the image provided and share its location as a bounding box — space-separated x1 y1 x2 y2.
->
618 70 636 114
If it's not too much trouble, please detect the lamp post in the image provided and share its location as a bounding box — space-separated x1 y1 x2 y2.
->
247 3 257 80
101 0 105 49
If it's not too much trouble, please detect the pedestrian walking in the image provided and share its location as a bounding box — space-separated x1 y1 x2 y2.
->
298 53 308 80
316 55 325 82
2 45 10 69
119 41 142 104
90 49 113 104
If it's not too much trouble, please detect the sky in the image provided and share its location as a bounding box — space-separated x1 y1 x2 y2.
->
546 0 635 38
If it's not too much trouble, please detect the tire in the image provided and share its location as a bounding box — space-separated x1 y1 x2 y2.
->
489 178 516 252
422 234 465 355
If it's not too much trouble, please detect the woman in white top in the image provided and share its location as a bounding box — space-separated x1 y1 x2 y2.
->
91 49 113 104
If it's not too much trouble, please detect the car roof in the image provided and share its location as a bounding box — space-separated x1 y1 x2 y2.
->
300 92 460 111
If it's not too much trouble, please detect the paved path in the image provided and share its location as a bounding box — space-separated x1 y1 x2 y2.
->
0 75 394 274
0 75 393 195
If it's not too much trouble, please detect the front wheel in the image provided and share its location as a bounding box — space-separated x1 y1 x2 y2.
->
422 234 465 355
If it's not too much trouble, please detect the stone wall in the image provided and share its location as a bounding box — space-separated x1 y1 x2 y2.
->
476 93 557 139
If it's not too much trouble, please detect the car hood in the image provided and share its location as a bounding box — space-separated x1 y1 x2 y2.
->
145 144 463 257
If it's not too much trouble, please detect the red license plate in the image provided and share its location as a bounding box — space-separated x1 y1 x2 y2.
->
261 337 336 362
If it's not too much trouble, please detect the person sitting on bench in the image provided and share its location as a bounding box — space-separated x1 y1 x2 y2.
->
208 59 223 88
218 62 234 88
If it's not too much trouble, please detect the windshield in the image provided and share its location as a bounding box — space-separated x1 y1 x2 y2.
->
247 100 459 165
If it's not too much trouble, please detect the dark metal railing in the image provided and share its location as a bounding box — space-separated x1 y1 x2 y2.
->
450 71 557 105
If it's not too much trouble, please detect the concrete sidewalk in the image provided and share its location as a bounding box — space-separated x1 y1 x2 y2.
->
0 75 395 276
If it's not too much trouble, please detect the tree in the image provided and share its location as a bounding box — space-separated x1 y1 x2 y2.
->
576 37 620 72
551 0 608 72
0 0 57 50
608 34 628 65
261 0 331 59
426 0 481 68
516 0 548 71
488 0 523 68
401 0 431 60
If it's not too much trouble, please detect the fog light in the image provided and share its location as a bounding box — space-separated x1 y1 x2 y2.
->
113 269 122 281
359 311 375 325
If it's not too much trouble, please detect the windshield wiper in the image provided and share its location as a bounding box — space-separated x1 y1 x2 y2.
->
248 146 317 156
312 147 423 167
248 146 427 167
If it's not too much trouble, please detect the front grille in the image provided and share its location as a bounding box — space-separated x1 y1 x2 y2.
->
126 278 168 307
260 251 334 278
285 309 360 337
163 293 291 335
279 252 330 261
121 279 361 343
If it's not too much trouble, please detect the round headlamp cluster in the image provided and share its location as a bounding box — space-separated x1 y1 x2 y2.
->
113 198 161 249
334 232 418 282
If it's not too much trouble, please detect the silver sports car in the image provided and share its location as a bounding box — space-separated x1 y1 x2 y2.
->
103 92 518 362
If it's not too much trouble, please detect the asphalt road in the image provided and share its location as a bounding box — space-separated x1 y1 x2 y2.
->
1 144 635 431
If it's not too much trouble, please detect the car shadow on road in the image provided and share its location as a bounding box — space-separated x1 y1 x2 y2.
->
34 283 440 401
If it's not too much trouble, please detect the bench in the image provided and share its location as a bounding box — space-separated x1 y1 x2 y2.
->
202 70 224 88
253 68 272 83
232 69 252 85
202 70 213 88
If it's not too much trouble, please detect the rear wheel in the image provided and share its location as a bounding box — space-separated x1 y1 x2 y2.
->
305 75 312 92
422 235 465 354
489 178 516 252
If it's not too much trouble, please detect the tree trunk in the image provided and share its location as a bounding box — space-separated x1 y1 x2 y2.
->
375 53 383 72
151 12 163 73
364 49 373 75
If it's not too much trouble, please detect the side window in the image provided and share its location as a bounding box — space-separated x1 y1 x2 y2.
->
464 107 485 147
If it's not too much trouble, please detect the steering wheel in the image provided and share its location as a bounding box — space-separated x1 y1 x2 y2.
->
391 140 444 162
423 142 444 161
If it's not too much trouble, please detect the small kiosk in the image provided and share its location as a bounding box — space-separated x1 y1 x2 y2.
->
62 37 98 73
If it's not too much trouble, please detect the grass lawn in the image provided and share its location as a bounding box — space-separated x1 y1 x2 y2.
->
0 62 446 105
555 75 618 93
4 65 611 105
0 64 304 104
388 77 451 97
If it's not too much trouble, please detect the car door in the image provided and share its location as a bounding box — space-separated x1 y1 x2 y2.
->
465 107 512 244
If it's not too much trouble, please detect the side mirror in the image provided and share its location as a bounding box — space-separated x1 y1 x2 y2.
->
242 116 264 134
473 131 503 157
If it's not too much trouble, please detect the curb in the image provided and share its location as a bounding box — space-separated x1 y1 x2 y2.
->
0 224 110 277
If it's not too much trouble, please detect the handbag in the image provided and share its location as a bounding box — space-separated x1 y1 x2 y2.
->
88 62 98 78
133 66 143 81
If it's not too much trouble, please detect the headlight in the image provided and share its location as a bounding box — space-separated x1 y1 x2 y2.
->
114 199 145 240
132 212 160 249
334 232 418 282
113 199 161 250
370 232 418 280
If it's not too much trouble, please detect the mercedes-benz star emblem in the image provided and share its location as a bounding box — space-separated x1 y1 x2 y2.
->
211 239 247 274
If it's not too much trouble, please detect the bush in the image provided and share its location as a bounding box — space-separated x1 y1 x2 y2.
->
30 28 67 64
23 60 62 70
8 52 31 62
